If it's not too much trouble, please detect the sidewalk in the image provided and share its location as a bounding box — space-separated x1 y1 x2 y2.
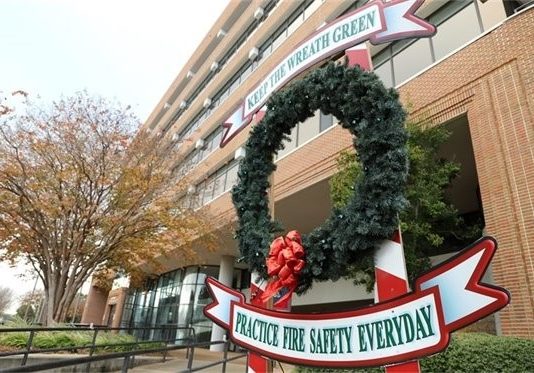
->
126 349 296 373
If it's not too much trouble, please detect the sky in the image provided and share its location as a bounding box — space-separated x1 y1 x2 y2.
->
0 0 229 314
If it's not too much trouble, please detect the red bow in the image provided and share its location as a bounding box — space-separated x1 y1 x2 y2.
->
261 230 305 306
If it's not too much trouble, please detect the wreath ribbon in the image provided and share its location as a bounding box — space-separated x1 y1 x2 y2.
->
261 230 305 306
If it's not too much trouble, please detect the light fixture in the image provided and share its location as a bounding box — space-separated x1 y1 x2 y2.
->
248 47 259 61
234 147 246 160
210 61 219 72
195 138 205 149
203 98 212 108
186 70 195 79
254 7 264 20
179 100 187 109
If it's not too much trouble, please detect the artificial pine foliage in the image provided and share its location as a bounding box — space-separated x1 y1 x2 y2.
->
330 122 484 291
231 63 409 293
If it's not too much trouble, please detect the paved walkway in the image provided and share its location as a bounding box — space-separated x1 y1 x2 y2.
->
126 349 296 373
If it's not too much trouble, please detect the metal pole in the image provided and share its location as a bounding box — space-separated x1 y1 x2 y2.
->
21 330 35 366
86 327 99 372
222 337 229 373
121 354 130 373
187 344 195 371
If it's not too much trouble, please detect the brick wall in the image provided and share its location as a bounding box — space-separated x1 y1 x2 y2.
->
398 9 534 338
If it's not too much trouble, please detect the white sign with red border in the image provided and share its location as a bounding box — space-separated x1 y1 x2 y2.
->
204 237 509 368
220 0 436 147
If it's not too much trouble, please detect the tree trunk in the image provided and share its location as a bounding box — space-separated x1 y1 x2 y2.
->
45 282 56 326
43 269 91 325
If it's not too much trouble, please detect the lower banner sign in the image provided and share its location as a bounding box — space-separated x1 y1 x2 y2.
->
204 237 509 368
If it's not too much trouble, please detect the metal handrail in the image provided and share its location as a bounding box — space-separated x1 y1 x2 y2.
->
180 340 247 373
0 339 245 373
0 325 196 372
0 325 246 372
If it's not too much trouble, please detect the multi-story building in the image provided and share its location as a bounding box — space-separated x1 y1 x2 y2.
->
83 0 534 343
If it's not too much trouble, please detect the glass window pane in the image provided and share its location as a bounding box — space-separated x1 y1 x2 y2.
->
241 64 253 82
393 38 432 84
216 171 227 198
374 62 393 88
298 110 320 145
277 126 298 158
320 111 333 132
272 30 286 52
432 3 481 61
304 0 322 19
183 267 198 284
225 162 239 191
202 178 215 204
212 129 222 149
229 78 239 93
287 14 304 36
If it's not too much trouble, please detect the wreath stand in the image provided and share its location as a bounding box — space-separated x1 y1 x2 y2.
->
232 63 415 372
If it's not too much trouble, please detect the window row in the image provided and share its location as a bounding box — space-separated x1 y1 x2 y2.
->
170 0 323 147
185 158 241 209
373 1 485 88
161 0 281 135
172 125 224 178
277 110 335 159
181 109 335 212
122 266 249 343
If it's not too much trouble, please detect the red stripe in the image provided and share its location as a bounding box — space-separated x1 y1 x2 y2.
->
375 268 408 301
249 283 270 372
385 361 421 372
345 48 371 71
391 230 401 245
375 230 420 373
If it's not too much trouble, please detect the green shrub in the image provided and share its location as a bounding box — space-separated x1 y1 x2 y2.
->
0 332 30 348
0 326 137 353
421 333 534 372
294 333 534 373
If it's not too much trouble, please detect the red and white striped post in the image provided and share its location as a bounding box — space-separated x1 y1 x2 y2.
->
349 44 419 372
248 272 292 372
247 272 271 373
374 230 421 372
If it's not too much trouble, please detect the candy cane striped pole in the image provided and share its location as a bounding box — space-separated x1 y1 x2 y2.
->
374 229 421 372
247 272 272 373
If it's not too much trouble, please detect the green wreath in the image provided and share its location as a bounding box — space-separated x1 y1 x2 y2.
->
232 63 408 293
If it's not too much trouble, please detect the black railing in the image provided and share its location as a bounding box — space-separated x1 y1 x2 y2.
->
0 325 191 372
181 340 247 373
0 325 246 372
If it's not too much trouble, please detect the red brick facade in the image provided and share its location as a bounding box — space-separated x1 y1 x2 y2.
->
398 10 534 338
89 4 534 340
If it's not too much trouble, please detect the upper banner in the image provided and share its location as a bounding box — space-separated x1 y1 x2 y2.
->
204 238 509 368
220 0 436 147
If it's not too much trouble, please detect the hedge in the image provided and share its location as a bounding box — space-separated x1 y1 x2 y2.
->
295 333 534 373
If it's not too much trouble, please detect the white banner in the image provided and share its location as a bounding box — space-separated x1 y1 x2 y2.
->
204 238 509 368
221 0 436 147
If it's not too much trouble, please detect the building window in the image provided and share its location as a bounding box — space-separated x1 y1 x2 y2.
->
393 38 433 84
123 266 249 343
371 0 485 87
373 60 393 88
431 3 482 60
297 110 321 145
